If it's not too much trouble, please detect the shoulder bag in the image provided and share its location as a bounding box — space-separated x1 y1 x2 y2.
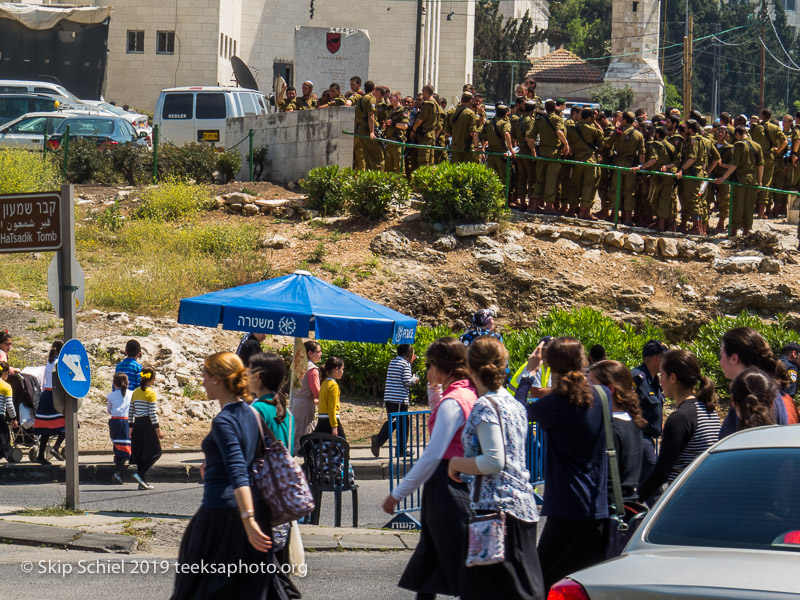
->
250 407 315 526
596 386 648 558
465 395 507 567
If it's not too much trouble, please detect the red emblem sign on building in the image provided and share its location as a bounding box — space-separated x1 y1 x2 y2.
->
326 32 341 54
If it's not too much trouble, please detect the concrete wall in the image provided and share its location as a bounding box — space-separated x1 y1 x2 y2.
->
226 107 354 184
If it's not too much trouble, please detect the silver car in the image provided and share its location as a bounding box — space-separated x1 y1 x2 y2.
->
0 112 73 150
552 425 800 599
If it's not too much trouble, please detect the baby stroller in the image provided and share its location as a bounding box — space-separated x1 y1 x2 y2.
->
7 370 42 463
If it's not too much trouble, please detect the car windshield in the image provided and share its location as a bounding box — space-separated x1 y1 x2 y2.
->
56 118 115 136
11 116 48 133
647 448 800 551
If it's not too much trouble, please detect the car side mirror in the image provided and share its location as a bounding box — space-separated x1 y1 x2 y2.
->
137 130 148 139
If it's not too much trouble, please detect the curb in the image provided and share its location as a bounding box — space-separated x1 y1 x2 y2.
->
0 520 137 554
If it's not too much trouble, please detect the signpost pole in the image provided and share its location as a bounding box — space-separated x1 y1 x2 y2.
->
60 184 79 509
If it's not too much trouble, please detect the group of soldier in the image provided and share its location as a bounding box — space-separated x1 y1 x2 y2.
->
277 73 800 242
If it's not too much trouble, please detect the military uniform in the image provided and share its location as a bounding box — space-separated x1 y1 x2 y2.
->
712 140 734 224
646 139 676 219
513 112 534 204
771 127 789 209
533 112 566 204
729 138 764 232
278 98 296 112
434 102 447 164
698 136 720 225
609 125 646 212
569 121 604 209
749 119 781 207
448 104 479 164
559 117 579 210
667 132 684 220
480 116 512 181
631 363 665 486
780 356 798 397
414 98 439 167
676 134 708 219
293 96 317 110
354 93 384 171
383 106 409 174
327 96 348 107
598 124 616 212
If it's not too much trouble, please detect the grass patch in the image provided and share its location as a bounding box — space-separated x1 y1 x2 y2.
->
16 506 83 517
320 262 341 274
133 179 213 222
121 326 152 337
332 274 351 288
27 320 59 333
308 242 327 263
0 149 61 194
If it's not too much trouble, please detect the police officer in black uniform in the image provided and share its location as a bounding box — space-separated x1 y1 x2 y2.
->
779 342 800 398
631 339 668 487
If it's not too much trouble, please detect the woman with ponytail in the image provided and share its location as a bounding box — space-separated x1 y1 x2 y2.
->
248 352 295 454
638 349 721 504
172 352 278 600
730 368 777 430
719 327 790 437
516 337 612 594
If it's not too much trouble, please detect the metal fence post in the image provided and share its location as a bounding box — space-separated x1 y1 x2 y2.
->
61 125 71 179
614 169 621 229
152 124 159 184
43 133 48 159
728 183 734 238
505 154 511 206
248 129 254 182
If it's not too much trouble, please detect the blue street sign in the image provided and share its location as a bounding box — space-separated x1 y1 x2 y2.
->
57 339 91 399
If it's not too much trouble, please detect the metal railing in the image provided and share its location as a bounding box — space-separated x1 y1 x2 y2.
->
344 130 794 238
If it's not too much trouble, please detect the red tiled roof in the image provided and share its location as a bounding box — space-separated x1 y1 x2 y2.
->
526 48 605 83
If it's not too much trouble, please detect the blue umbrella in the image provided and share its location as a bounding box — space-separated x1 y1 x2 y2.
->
177 270 417 344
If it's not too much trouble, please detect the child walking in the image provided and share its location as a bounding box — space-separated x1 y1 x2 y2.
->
115 340 143 392
129 367 163 490
315 357 346 439
34 340 65 464
107 373 132 484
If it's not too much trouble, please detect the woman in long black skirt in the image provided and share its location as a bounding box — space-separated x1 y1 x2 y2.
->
381 337 478 599
129 368 163 489
171 351 299 600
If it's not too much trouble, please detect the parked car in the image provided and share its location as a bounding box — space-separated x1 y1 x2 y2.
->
0 79 84 104
0 112 76 150
0 93 62 125
47 115 148 150
153 86 268 147
549 425 800 599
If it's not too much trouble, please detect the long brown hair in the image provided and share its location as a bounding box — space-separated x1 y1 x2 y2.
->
589 360 646 428
661 349 718 412
467 336 508 391
204 351 251 401
730 367 777 430
722 327 790 388
426 337 469 381
248 352 288 423
546 337 593 408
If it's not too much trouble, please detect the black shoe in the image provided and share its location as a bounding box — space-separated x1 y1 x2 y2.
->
36 458 52 466
370 435 380 458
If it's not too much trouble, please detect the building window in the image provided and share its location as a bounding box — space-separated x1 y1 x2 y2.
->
157 31 176 54
233 40 237 58
220 33 224 57
632 1 638 11
127 30 144 53
787 0 796 11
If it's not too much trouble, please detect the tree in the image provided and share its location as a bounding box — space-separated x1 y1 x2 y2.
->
473 1 546 104
547 0 611 66
590 84 635 111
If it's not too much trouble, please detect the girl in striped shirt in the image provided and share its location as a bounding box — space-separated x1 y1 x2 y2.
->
129 367 163 490
0 361 17 462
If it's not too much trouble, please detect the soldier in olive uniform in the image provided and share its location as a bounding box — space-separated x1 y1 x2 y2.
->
559 105 583 215
711 125 734 234
353 80 385 171
663 120 709 235
512 100 536 210
714 126 764 236
277 85 297 112
382 90 409 174
695 120 721 235
447 92 480 164
294 81 318 110
411 84 438 167
719 112 736 144
634 126 675 231
749 110 782 217
480 104 515 182
319 83 350 108
568 108 604 220
346 76 363 103
434 96 448 164
595 110 615 220
532 99 569 213
608 111 645 225
770 116 793 216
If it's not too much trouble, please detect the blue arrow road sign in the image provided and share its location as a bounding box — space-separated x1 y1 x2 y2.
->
57 339 92 399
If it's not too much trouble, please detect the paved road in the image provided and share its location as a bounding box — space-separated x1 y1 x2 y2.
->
0 479 403 529
0 545 412 600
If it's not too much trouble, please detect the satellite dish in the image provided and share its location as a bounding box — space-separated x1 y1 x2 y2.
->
231 56 259 91
274 75 287 98
450 95 459 109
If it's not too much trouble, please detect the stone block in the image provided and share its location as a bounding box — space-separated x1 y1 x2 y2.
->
455 223 499 237
624 233 645 253
657 238 679 258
581 229 605 244
604 231 625 248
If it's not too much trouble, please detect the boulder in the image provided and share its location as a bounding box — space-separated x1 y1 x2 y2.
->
713 256 762 274
254 198 289 210
624 233 645 253
370 230 410 256
432 235 458 252
581 229 605 244
475 236 502 251
644 236 657 255
226 192 255 205
676 239 697 260
0 290 20 300
455 223 499 237
242 203 260 216
534 224 560 239
261 235 292 249
604 231 625 248
696 243 720 262
554 238 580 251
560 227 583 242
657 238 679 259
477 252 505 273
716 282 798 313
759 257 782 274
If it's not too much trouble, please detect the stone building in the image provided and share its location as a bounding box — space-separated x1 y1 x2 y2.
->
603 0 664 114
13 0 475 111
524 48 605 101
498 0 550 59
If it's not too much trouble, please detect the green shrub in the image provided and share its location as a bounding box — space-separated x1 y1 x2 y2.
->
158 143 217 182
300 165 352 216
216 149 243 183
133 179 212 221
347 170 410 219
90 199 124 232
57 138 116 184
411 162 508 224
0 149 61 194
689 311 800 400
111 143 153 185
253 146 270 180
181 223 260 258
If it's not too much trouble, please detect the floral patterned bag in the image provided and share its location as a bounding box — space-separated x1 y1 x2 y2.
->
465 396 507 567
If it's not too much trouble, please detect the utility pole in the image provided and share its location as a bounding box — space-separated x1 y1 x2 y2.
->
413 0 424 96
683 14 693 118
760 0 766 113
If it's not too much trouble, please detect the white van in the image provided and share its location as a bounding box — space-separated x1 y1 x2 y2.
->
153 86 268 147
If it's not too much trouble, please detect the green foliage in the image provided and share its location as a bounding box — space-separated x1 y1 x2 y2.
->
133 179 213 221
56 138 117 184
474 2 545 103
308 242 327 263
689 311 800 400
185 223 260 258
590 84 636 112
411 162 508 224
300 166 352 216
216 149 243 183
663 76 683 112
252 146 270 180
347 170 410 219
0 149 61 194
547 0 611 64
110 143 153 185
158 143 217 183
91 199 124 232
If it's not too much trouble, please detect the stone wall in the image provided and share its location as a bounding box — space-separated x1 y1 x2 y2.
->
225 107 354 184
